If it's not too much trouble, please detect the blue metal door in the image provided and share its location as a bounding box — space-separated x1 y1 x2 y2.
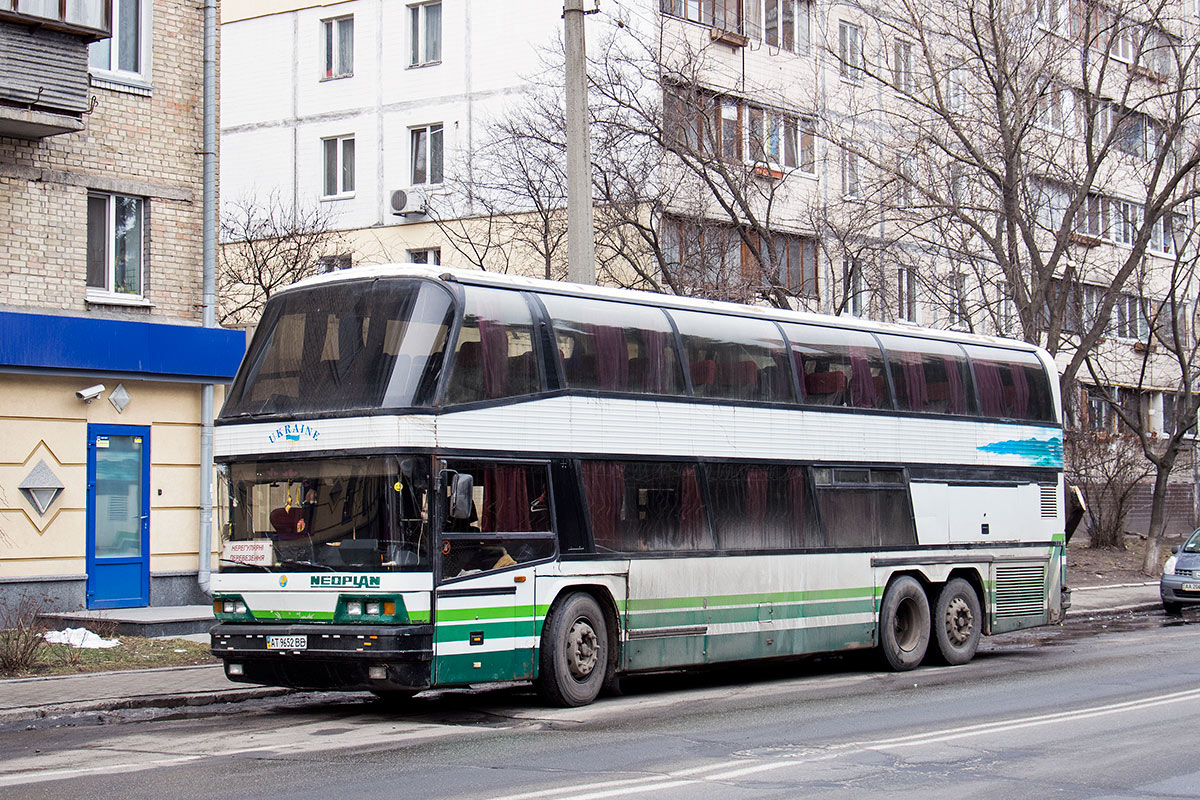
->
86 425 150 609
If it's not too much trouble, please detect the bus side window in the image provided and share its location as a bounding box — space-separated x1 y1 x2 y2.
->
445 288 543 404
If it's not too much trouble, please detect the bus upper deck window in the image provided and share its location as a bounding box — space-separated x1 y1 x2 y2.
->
445 288 543 404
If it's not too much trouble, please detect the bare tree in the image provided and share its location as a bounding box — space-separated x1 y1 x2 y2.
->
450 13 821 305
218 192 345 326
1082 214 1200 572
1065 428 1153 549
839 0 1200 393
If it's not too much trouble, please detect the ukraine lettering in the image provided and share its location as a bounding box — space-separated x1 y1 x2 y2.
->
309 575 381 588
268 423 321 445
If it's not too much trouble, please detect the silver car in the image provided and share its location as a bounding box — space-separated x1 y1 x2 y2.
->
1161 529 1200 614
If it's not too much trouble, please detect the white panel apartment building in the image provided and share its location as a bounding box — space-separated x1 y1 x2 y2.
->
221 1 1200 447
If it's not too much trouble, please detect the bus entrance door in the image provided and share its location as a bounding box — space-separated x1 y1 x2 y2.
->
434 536 551 685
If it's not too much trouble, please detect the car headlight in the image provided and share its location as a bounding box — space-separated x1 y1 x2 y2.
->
1164 556 1177 576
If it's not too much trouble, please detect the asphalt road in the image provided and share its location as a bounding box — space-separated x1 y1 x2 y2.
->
3 612 1199 799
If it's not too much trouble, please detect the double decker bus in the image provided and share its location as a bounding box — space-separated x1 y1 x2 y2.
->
210 265 1068 706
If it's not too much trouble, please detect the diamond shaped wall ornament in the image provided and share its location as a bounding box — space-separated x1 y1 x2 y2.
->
18 460 65 516
109 383 131 413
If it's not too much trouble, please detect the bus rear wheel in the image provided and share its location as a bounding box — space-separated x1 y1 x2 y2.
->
932 578 982 666
537 592 608 707
879 576 930 671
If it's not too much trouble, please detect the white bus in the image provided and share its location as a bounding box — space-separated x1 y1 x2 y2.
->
211 265 1068 706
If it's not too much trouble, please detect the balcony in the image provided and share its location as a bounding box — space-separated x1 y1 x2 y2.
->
0 1 110 138
0 0 111 39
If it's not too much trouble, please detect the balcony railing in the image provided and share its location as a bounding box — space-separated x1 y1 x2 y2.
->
0 0 111 40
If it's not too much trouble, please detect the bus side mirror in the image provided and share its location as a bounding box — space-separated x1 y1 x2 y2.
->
449 473 474 520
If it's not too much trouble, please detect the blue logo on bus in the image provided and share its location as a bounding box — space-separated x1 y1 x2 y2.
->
978 434 1063 468
268 423 321 445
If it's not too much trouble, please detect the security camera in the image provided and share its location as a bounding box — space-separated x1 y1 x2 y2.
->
76 384 105 402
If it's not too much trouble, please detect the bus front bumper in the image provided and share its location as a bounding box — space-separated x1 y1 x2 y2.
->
211 622 433 692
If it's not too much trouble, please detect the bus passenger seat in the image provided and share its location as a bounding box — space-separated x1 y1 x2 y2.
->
805 371 846 399
691 360 717 391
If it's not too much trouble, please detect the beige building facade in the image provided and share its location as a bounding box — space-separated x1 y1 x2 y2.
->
0 0 244 611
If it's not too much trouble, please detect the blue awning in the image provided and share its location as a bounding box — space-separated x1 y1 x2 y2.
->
0 311 246 382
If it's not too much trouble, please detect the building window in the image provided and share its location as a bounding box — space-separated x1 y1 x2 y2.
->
948 272 967 328
407 248 441 265
838 21 863 81
410 2 442 66
765 1 810 53
893 39 914 93
87 192 144 297
842 149 861 197
845 256 864 317
660 0 745 34
946 69 966 112
89 0 148 80
898 267 917 322
322 135 355 197
318 254 352 272
411 123 443 185
773 234 818 297
1110 198 1141 245
1114 292 1149 340
323 16 354 79
720 100 741 161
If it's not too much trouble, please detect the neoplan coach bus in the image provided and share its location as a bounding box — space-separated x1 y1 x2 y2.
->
211 265 1068 706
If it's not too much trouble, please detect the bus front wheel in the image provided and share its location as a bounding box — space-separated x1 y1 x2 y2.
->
537 592 608 707
932 578 982 666
879 576 930 671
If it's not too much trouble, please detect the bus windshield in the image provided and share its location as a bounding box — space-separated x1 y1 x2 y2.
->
219 456 431 573
222 279 454 417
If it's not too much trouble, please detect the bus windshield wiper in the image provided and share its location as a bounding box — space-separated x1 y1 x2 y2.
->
218 557 272 572
278 558 336 572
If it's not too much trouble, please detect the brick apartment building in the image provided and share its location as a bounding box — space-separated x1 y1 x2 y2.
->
0 0 244 612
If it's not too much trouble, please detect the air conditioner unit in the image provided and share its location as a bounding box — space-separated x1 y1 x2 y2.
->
389 189 429 217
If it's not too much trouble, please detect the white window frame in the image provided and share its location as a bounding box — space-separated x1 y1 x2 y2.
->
946 69 966 112
948 272 968 329
410 123 444 185
407 247 441 265
893 39 914 94
409 1 442 67
322 15 354 80
842 149 861 198
88 0 152 87
838 20 863 82
322 135 356 199
86 191 149 306
898 266 917 323
997 281 1015 335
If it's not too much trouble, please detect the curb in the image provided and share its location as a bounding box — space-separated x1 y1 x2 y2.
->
1064 601 1162 621
0 686 291 724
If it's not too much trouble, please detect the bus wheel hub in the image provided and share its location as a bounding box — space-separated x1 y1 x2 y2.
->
945 598 973 646
566 619 598 679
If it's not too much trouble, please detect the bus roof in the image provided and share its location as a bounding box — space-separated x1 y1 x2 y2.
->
287 263 1049 358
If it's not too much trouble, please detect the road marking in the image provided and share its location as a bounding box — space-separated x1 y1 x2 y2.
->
484 685 1200 800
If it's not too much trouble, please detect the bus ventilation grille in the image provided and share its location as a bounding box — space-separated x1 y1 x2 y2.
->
995 565 1047 617
1039 484 1057 518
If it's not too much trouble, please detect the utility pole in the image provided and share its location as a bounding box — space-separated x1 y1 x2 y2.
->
564 0 596 284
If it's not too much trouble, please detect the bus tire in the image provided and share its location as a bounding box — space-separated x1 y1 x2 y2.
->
879 576 930 671
932 578 982 666
537 592 608 707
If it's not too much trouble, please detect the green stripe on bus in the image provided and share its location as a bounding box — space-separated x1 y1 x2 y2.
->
435 603 550 623
626 586 875 612
251 610 336 621
626 598 875 631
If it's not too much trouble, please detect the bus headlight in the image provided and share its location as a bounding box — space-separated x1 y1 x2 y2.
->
365 601 382 616
346 600 364 616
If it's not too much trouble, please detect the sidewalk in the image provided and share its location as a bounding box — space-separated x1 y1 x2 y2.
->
0 582 1166 724
0 663 288 724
